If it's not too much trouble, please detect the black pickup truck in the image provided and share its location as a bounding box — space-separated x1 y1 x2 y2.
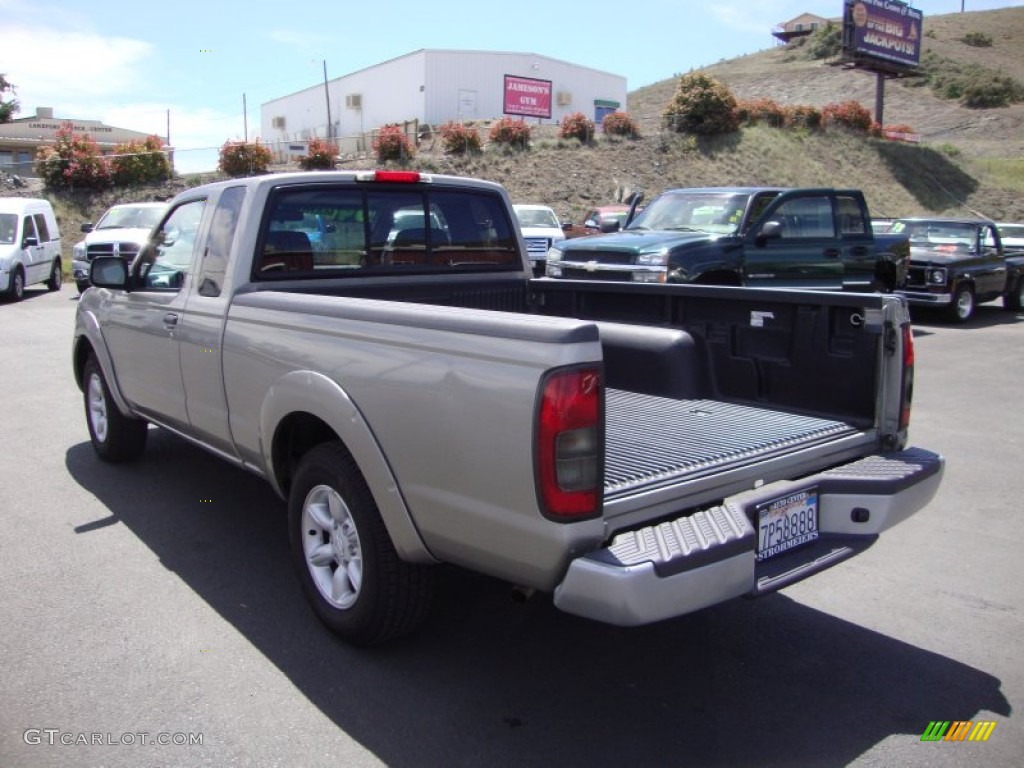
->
545 187 908 292
892 217 1024 322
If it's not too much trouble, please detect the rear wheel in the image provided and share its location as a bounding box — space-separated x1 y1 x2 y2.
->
288 442 434 645
946 283 975 323
46 260 62 291
83 355 148 462
1003 277 1023 311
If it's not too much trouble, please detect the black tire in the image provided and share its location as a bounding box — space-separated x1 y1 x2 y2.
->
46 260 62 291
7 267 24 301
288 442 434 646
946 283 975 323
76 280 89 295
83 355 148 462
1003 277 1023 311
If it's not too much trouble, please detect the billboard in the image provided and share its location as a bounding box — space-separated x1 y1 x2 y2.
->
503 75 552 119
843 0 923 71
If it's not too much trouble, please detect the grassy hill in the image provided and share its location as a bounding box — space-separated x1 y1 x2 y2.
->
16 5 1024 264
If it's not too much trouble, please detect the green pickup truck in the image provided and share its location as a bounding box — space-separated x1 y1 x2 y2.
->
545 187 908 292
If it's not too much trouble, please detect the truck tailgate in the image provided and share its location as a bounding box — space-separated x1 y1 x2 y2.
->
604 388 871 517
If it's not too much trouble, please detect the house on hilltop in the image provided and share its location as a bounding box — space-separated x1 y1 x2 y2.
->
772 13 831 44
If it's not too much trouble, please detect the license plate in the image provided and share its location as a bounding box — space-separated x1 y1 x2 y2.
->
756 489 819 562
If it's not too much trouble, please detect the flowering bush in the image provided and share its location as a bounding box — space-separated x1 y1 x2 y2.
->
438 121 482 154
373 124 415 163
487 117 531 149
663 73 739 135
35 122 112 190
735 99 787 128
783 105 823 130
218 140 273 176
298 137 338 170
559 112 595 142
822 100 873 133
110 135 172 186
601 111 639 138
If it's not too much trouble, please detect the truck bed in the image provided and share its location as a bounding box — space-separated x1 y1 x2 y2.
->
605 388 864 500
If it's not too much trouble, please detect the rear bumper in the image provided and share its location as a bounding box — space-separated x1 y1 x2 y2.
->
553 447 944 626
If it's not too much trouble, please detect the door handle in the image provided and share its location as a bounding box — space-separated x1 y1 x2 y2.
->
851 246 869 256
163 312 179 327
823 248 841 259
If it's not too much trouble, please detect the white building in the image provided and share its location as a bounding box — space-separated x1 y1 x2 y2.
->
260 49 627 159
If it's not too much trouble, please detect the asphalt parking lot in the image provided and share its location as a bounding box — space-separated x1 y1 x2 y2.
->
0 287 1021 768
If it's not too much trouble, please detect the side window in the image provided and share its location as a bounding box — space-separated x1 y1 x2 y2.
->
836 196 867 235
771 196 834 239
21 216 38 245
197 186 245 297
140 198 207 291
32 213 51 242
744 193 779 234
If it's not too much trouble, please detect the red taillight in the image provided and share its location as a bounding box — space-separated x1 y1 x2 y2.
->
356 170 426 183
536 366 603 520
900 324 914 430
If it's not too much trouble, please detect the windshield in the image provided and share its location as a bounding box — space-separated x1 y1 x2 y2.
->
0 213 16 244
891 220 978 251
97 205 165 230
515 207 560 229
628 192 750 234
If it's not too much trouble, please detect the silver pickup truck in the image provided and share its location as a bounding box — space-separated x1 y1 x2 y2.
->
73 170 943 645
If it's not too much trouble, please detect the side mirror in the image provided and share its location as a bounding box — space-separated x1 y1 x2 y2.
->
90 256 129 289
755 220 784 246
561 221 573 232
599 219 622 234
80 223 95 233
22 235 39 248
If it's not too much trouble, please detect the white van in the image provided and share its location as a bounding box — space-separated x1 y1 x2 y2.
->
0 197 63 301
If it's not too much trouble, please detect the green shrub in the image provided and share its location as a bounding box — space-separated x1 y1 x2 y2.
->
110 135 172 185
34 121 112 190
487 117 531 149
962 31 993 47
438 121 482 154
663 73 739 135
822 100 873 132
218 140 272 177
372 124 415 163
298 137 338 170
559 112 595 142
602 111 639 138
913 51 1024 108
803 22 842 60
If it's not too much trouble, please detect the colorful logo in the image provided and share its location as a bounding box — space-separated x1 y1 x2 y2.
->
921 721 997 742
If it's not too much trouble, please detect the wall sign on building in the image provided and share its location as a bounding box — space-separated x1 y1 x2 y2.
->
503 75 552 119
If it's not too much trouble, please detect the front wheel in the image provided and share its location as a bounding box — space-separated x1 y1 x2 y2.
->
1003 278 1023 311
7 267 24 301
47 260 62 291
288 442 434 645
946 283 975 323
83 355 148 462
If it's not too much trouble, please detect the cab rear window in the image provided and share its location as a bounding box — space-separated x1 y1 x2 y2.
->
255 185 521 278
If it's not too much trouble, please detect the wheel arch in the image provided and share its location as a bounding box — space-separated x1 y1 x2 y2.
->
259 370 436 564
72 323 134 416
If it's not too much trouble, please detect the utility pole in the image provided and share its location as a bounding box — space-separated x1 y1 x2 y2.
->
322 60 333 141
243 93 248 142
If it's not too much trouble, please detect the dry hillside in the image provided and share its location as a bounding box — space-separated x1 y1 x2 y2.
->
7 6 1023 262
